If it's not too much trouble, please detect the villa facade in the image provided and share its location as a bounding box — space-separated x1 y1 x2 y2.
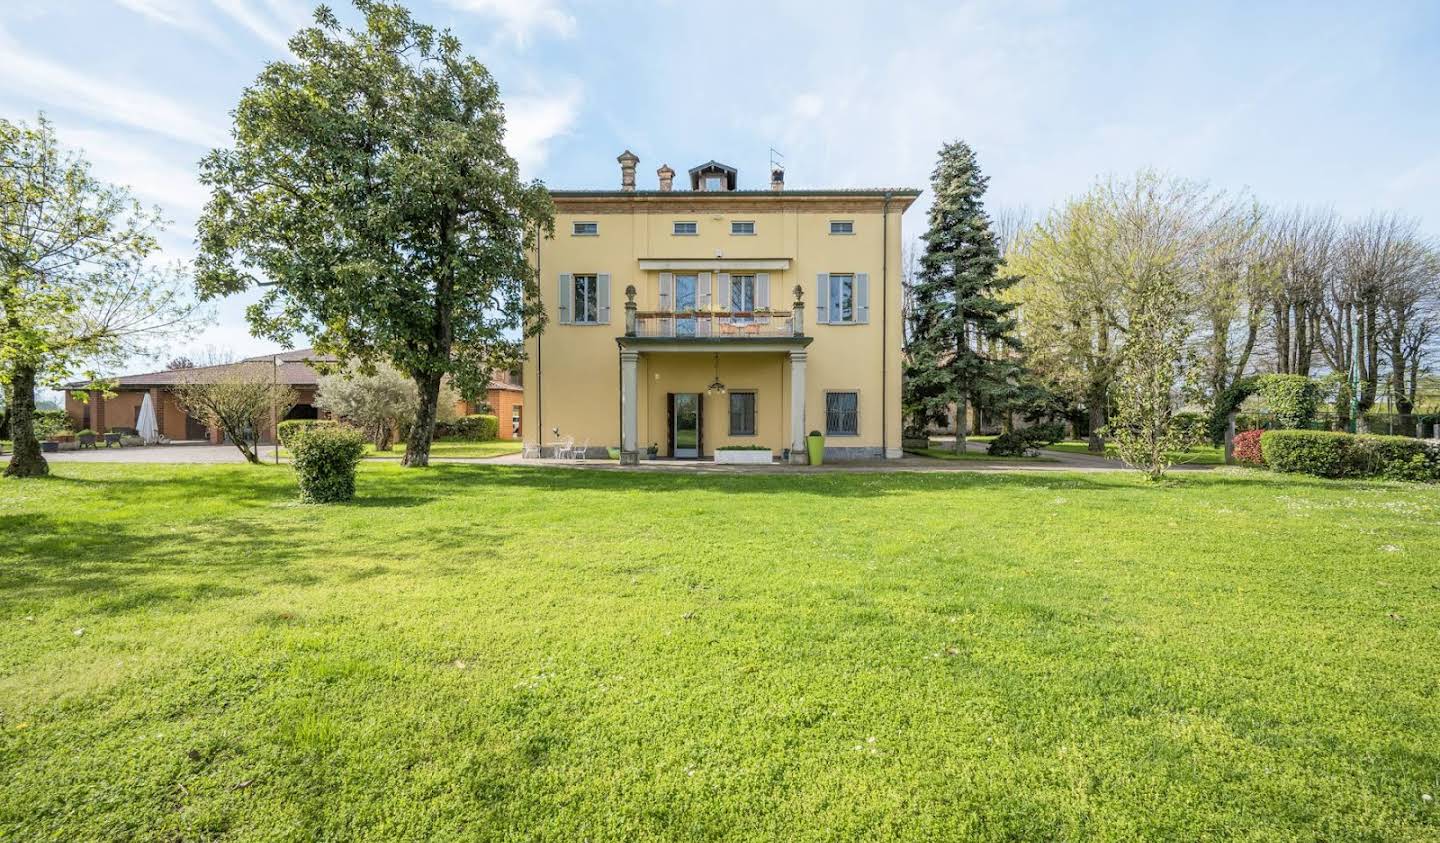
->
523 153 918 462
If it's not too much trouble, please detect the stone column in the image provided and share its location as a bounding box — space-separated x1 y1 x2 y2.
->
624 284 637 336
789 350 807 464
620 348 640 465
791 285 804 336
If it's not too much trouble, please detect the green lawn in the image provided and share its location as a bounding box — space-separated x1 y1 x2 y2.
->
3 464 1438 839
1045 439 1227 465
908 446 1056 462
362 438 521 460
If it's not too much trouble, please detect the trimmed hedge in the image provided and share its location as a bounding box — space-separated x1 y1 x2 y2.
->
277 418 336 447
290 425 367 503
1260 430 1440 482
440 414 499 441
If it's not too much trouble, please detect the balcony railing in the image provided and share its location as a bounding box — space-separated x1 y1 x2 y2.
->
629 310 802 339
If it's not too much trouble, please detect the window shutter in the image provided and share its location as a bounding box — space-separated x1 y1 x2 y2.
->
855 273 870 323
717 273 731 311
816 273 830 324
756 273 770 310
659 272 673 312
597 273 611 324
699 272 712 311
558 273 572 324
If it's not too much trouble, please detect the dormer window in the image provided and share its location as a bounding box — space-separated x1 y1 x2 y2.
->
689 160 737 191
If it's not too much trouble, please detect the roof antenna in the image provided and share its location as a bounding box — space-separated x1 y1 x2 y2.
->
769 147 785 191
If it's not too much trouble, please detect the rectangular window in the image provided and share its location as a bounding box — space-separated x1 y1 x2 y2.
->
731 220 755 235
571 274 599 323
830 220 854 235
572 221 598 236
729 391 756 436
673 221 697 235
828 273 855 323
704 175 725 191
825 392 859 436
729 274 756 312
511 404 521 436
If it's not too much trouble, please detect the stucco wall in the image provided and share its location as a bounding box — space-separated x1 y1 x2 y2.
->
523 199 907 457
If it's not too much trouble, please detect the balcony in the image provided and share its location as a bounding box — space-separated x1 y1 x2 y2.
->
629 310 802 339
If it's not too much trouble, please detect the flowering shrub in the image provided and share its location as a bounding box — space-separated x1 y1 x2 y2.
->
1232 429 1264 465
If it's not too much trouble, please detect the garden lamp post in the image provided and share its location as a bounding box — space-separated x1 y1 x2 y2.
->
273 354 281 464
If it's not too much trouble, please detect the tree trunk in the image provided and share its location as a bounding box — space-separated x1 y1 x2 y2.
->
404 372 442 467
223 421 260 464
953 396 968 454
1087 386 1106 454
3 364 49 478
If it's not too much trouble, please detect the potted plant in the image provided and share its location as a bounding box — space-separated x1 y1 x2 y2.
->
645 443 659 460
76 428 98 449
104 430 122 447
806 430 824 466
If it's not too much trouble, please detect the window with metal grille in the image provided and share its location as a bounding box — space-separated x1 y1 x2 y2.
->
825 392 858 436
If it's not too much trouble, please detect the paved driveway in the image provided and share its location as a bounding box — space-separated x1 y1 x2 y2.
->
37 444 280 463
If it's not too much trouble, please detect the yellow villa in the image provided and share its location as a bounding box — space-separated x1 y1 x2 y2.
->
523 152 919 464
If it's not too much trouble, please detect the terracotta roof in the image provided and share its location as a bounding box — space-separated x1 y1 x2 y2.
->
67 348 520 393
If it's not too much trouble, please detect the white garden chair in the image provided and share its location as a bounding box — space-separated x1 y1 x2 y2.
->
553 437 575 460
521 441 541 459
571 440 589 463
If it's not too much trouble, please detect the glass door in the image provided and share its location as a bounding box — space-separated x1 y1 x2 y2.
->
674 274 698 337
673 393 700 458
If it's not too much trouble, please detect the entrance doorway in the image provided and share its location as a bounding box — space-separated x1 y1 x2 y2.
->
673 393 700 458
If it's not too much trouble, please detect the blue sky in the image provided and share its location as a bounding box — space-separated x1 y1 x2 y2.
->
4 0 1440 368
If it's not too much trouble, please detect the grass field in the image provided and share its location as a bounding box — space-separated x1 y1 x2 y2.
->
1044 439 1227 465
3 464 1438 839
361 439 522 460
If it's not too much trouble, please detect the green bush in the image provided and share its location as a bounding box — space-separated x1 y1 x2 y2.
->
987 422 1065 457
441 414 499 441
33 410 71 441
717 444 771 451
1255 374 1321 429
289 425 367 503
1261 430 1439 482
277 418 335 447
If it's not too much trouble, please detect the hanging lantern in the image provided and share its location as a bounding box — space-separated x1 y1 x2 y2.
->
706 353 726 395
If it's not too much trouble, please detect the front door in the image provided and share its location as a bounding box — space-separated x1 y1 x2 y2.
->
673 393 700 458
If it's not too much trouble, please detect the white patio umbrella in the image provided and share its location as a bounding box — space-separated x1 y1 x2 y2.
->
136 392 160 444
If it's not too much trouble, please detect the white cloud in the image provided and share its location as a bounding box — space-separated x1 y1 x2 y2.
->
112 0 307 52
505 86 582 174
58 126 211 219
791 93 825 121
445 0 577 46
0 26 226 148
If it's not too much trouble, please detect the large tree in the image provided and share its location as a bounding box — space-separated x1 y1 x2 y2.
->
1 115 199 478
195 1 554 467
903 141 1020 452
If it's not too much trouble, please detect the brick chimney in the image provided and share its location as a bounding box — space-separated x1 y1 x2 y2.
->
617 150 639 191
657 164 675 192
770 166 785 191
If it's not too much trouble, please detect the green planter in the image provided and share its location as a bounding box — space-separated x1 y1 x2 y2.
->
806 432 824 466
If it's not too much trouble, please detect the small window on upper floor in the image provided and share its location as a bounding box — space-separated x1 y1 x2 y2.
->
731 220 755 236
830 220 854 235
673 221 698 236
572 221 598 236
704 175 725 191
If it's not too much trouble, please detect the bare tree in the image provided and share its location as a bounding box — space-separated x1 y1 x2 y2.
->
1268 208 1335 376
1379 245 1440 434
172 362 296 463
1320 214 1432 431
992 205 1035 260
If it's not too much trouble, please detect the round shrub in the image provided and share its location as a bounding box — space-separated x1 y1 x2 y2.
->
1232 429 1264 465
277 418 336 447
987 422 1064 457
290 425 367 503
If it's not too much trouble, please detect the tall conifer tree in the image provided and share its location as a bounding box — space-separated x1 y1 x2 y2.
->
903 141 1020 452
